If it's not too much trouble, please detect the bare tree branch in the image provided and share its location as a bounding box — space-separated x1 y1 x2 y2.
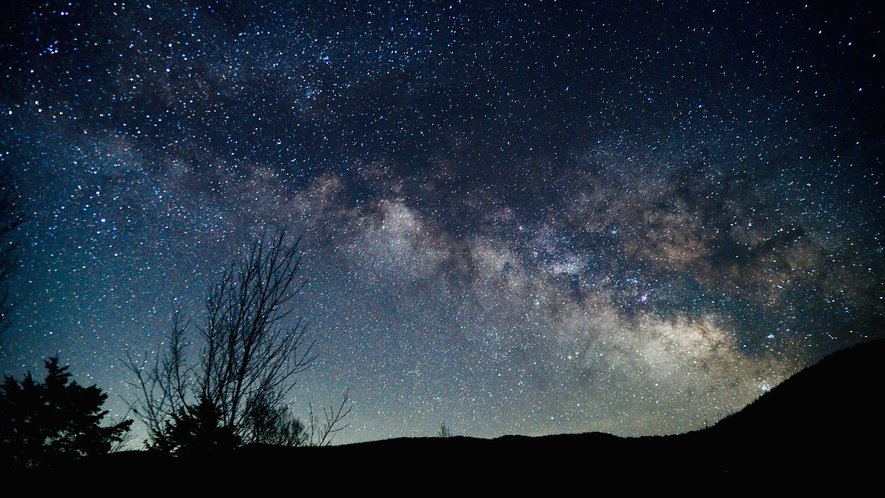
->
196 231 315 439
123 230 337 452
307 389 352 447
123 308 192 444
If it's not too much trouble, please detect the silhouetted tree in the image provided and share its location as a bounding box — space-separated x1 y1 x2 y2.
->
304 388 352 447
0 357 132 468
437 422 455 438
242 388 308 446
150 394 240 456
126 231 349 452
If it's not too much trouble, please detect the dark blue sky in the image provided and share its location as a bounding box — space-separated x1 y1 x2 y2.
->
1 0 883 444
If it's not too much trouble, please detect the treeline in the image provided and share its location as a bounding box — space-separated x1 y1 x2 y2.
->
1 231 350 469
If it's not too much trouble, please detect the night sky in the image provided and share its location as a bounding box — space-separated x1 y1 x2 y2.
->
1 0 883 445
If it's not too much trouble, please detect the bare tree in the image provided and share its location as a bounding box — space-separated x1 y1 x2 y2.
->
305 389 352 447
124 310 193 445
125 231 346 452
196 230 314 437
436 422 455 438
242 388 308 447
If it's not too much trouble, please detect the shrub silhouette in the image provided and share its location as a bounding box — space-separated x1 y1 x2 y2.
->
0 357 132 468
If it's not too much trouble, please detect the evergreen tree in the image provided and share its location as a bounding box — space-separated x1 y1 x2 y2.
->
0 357 132 468
149 395 240 456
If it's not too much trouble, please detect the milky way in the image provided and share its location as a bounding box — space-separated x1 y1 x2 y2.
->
1 1 883 443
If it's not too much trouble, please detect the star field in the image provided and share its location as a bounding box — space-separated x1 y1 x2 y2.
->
1 0 883 444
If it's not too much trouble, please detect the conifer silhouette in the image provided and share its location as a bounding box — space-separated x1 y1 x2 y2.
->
0 357 132 468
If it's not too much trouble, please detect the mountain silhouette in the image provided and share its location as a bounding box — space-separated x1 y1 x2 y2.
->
704 338 884 442
18 339 883 491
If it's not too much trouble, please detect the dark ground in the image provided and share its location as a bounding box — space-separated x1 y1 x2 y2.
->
18 338 883 492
